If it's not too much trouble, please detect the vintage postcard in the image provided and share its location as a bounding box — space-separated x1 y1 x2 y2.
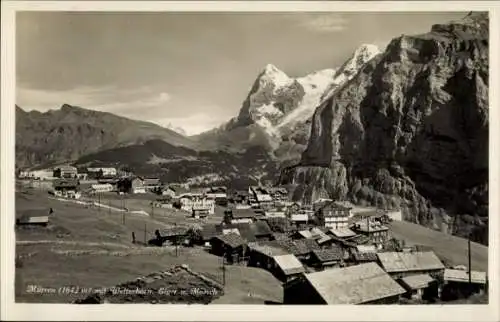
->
1 1 499 321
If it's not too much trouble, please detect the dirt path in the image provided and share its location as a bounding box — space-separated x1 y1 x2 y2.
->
16 240 132 249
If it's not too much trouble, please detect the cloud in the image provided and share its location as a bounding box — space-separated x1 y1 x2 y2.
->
17 84 174 117
156 112 228 136
296 14 349 33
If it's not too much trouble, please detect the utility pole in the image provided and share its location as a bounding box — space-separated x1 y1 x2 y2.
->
175 222 178 257
222 251 226 287
98 193 101 213
468 233 472 286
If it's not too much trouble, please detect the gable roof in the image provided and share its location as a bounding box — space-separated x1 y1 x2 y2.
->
278 239 319 256
444 269 487 284
273 254 305 276
53 179 79 188
222 223 256 242
399 274 435 290
377 252 445 273
311 247 343 263
329 227 357 239
248 242 289 258
213 232 246 248
304 262 406 304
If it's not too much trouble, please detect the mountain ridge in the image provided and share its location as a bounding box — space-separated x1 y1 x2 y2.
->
16 104 198 168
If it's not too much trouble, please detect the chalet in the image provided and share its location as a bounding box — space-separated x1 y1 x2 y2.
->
114 177 147 194
16 209 51 227
158 227 189 245
194 224 220 246
192 207 210 218
398 274 438 301
131 177 146 194
274 254 306 282
87 167 117 177
53 179 79 193
206 186 227 199
309 247 344 270
142 178 161 190
442 269 487 299
351 220 390 248
91 183 114 193
328 227 357 240
250 186 273 205
182 197 215 215
277 238 320 261
54 165 78 178
16 215 49 227
210 233 247 264
224 208 257 224
317 201 352 229
162 185 189 198
265 210 287 219
290 213 308 227
247 242 290 272
377 251 445 280
283 262 406 305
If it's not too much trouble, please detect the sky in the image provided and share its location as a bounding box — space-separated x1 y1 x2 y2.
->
17 11 468 135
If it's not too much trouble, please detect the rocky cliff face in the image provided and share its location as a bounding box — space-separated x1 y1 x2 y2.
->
280 13 489 244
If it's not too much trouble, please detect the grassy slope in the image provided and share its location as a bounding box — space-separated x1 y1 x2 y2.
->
389 220 488 271
15 189 282 304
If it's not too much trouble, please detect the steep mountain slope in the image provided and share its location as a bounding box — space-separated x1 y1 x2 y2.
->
16 104 198 168
75 139 279 189
194 44 380 162
280 13 489 244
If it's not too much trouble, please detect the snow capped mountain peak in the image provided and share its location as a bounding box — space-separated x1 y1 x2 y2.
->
321 44 381 100
354 44 381 59
260 63 292 88
341 44 381 75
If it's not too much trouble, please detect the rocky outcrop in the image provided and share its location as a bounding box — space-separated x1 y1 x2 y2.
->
281 13 489 244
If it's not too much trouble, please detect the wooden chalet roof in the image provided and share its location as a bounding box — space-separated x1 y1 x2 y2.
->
274 254 305 276
311 247 343 263
399 274 435 290
304 263 406 304
212 232 246 249
377 252 445 273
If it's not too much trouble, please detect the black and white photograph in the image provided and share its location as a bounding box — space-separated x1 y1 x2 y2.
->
1 1 499 321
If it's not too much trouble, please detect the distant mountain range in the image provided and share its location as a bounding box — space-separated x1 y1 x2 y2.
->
15 104 198 168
